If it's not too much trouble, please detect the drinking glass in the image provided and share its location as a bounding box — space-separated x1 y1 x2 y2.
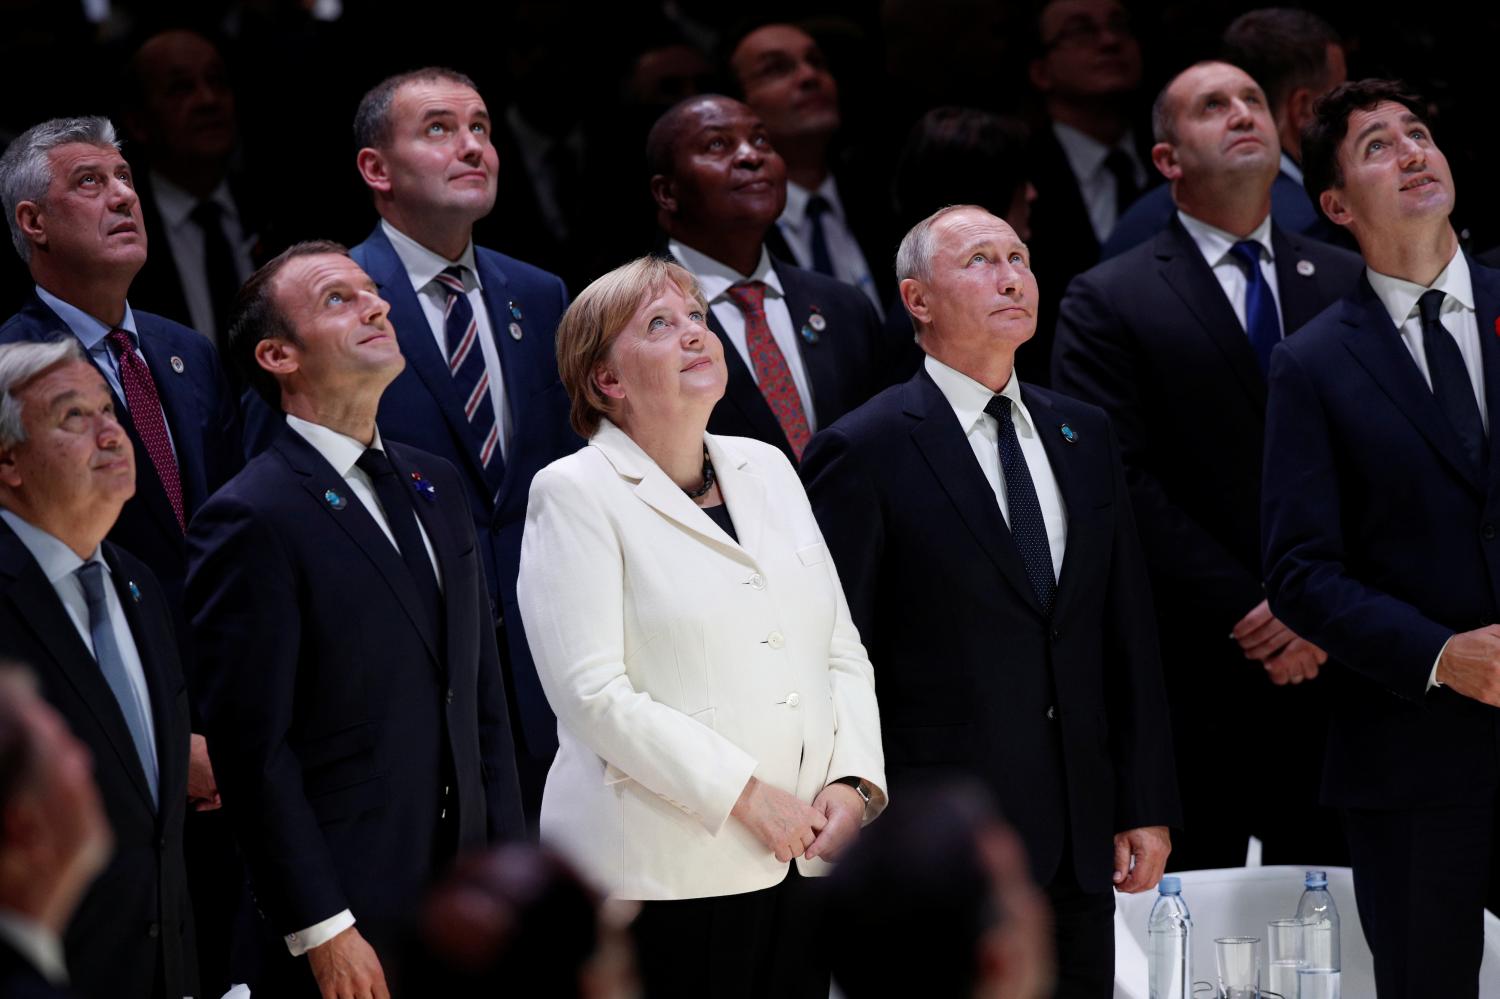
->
1214 936 1260 999
1297 968 1341 999
1266 918 1307 998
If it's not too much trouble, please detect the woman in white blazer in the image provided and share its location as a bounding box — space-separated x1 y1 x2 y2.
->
517 257 886 998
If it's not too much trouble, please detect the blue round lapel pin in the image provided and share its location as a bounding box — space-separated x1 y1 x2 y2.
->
324 489 348 510
1059 423 1078 445
509 301 524 321
127 580 142 603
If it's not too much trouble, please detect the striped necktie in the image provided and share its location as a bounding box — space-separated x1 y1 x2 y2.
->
433 266 505 499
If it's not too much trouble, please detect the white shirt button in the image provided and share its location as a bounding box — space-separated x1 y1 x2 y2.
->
786 692 801 707
767 631 785 650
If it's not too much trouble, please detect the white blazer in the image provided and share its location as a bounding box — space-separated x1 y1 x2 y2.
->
518 421 887 900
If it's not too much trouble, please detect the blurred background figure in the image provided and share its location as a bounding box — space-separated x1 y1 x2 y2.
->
0 663 113 999
893 107 1035 245
822 783 1054 999
407 844 639 999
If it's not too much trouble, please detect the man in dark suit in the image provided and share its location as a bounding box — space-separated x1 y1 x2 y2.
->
802 205 1179 997
1263 80 1500 997
0 339 195 998
187 241 525 999
1052 60 1362 870
648 95 891 465
1101 8 1349 259
0 663 111 999
341 69 577 819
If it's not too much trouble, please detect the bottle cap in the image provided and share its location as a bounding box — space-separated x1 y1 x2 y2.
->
1305 870 1328 888
1159 875 1182 895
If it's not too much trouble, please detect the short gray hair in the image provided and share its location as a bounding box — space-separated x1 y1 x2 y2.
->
895 204 982 283
0 116 120 263
353 67 479 152
0 339 86 449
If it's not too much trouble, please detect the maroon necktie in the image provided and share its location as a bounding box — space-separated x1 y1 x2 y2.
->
725 281 811 459
106 328 185 532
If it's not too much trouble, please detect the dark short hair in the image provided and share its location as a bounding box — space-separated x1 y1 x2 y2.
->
1221 8 1342 113
353 67 479 152
1301 79 1427 208
895 108 1030 234
227 240 349 406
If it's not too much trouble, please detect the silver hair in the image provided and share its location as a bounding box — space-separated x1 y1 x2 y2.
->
0 116 121 263
0 339 86 449
895 204 988 335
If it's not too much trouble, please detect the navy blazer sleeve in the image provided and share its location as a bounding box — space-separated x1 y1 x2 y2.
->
799 425 885 646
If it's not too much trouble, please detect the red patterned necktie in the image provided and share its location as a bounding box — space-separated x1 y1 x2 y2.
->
106 328 185 532
724 281 811 458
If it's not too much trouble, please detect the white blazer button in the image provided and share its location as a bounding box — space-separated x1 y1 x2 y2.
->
749 572 766 590
767 631 785 649
786 691 801 707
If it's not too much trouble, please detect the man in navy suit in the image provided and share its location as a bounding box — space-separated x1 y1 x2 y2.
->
0 339 195 999
1262 79 1500 997
648 95 893 465
187 241 525 998
1101 8 1348 260
803 205 1179 997
346 69 578 818
1053 61 1361 870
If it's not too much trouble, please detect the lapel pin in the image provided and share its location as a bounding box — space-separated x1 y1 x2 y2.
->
508 321 524 341
1493 317 1500 338
169 355 185 374
127 580 141 603
1296 260 1316 277
509 301 524 322
1059 423 1078 445
807 307 827 332
409 470 438 502
800 323 820 345
324 489 347 510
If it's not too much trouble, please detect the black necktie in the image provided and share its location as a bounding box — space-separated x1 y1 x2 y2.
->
189 199 242 350
1418 289 1486 470
984 395 1057 615
804 194 836 276
356 448 443 640
1104 149 1140 216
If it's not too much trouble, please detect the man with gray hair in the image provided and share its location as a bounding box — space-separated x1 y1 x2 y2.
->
0 339 196 999
802 204 1179 996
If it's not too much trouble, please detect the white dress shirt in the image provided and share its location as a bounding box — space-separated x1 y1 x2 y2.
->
924 356 1068 577
0 510 158 767
0 910 68 986
669 239 819 432
148 171 255 346
1177 210 1282 334
381 219 512 461
279 416 440 956
774 176 885 316
1052 122 1149 243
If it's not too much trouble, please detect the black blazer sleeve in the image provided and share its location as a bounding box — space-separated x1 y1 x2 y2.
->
799 425 885 645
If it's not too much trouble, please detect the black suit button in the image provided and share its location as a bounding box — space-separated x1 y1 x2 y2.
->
148 923 160 939
1046 706 1057 721
1485 524 1497 541
1051 628 1062 640
445 688 455 705
159 836 167 850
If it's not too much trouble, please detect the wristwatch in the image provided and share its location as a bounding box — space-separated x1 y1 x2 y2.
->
832 775 872 808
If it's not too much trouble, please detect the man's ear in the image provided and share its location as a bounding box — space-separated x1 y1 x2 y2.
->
1319 186 1353 228
254 338 299 378
649 174 677 215
356 147 391 194
1150 142 1180 183
14 202 44 252
1285 86 1319 133
0 443 21 489
900 277 931 328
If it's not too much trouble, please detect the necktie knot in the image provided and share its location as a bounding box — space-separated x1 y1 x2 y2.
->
1229 239 1264 274
983 393 1015 427
190 199 223 228
1418 288 1447 328
105 327 135 357
725 281 768 314
355 447 397 481
434 266 468 300
76 560 107 607
805 194 832 220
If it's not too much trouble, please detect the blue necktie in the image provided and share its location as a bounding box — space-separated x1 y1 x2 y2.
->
984 395 1056 615
804 195 836 277
1418 289 1487 471
433 266 506 502
76 561 158 806
1229 240 1283 374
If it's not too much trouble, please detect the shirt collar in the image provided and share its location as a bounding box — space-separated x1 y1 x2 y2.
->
380 219 482 295
33 285 138 353
1366 244 1473 330
285 414 386 479
780 175 845 228
1279 151 1304 186
0 509 101 585
1176 210 1275 269
667 239 784 305
1053 122 1137 181
150 170 237 230
0 911 68 986
923 354 1034 437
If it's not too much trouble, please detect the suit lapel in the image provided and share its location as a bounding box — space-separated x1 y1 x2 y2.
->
708 435 766 561
0 525 157 807
1273 227 1336 335
905 372 1046 616
272 429 442 663
1469 260 1500 492
1340 276 1483 493
773 262 830 425
706 309 792 452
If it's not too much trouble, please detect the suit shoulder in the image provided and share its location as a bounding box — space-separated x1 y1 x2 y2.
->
1069 234 1162 294
819 380 910 441
1025 383 1110 428
1279 297 1352 360
133 310 216 356
777 263 872 312
711 433 798 476
474 246 566 296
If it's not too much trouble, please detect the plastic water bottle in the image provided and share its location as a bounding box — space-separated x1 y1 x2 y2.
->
1297 870 1341 971
1149 875 1192 999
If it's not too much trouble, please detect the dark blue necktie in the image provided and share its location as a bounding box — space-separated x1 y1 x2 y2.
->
984 395 1056 615
804 194 836 277
1229 240 1283 374
1418 289 1486 471
356 447 444 643
433 266 506 502
76 561 159 806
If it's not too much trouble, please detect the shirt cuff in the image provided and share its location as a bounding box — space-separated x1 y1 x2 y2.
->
285 910 355 956
1429 636 1453 691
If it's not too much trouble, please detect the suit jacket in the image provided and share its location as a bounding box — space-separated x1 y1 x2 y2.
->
0 294 244 635
1263 260 1500 809
700 257 888 465
185 428 525 957
1052 218 1362 648
0 935 76 999
343 226 579 760
518 424 887 900
0 526 193 999
801 370 1180 891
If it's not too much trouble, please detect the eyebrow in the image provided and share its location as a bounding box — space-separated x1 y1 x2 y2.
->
420 107 489 122
1353 111 1422 145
